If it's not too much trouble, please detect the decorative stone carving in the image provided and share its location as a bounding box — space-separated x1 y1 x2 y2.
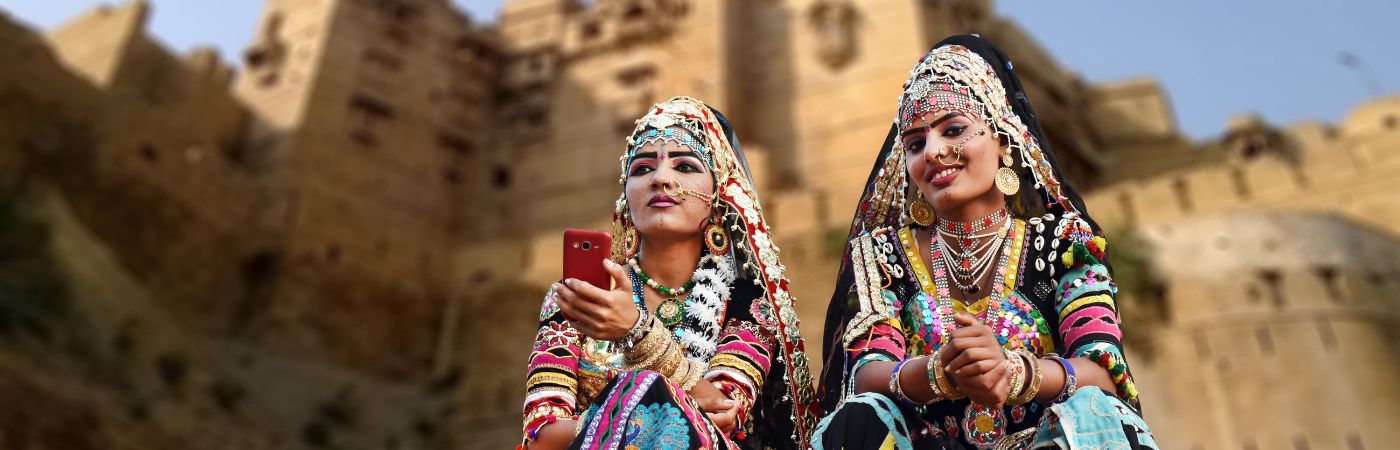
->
243 12 287 88
809 0 858 70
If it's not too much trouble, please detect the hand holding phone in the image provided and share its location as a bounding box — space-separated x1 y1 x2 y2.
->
557 229 638 340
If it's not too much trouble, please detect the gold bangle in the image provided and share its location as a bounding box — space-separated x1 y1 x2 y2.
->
625 320 668 361
522 404 571 431
1004 349 1025 404
930 346 965 400
677 360 703 391
527 372 579 390
1014 351 1043 405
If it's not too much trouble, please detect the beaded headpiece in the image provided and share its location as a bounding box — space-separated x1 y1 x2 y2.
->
851 44 1090 239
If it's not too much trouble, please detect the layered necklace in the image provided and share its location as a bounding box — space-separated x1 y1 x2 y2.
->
933 208 1010 295
627 258 697 327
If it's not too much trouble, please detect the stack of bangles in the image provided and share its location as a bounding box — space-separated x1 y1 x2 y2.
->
888 349 1081 408
888 346 967 406
712 379 752 439
1003 349 1041 406
520 404 574 449
619 312 704 390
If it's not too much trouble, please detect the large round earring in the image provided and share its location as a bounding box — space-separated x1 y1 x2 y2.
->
909 191 935 227
622 222 639 262
996 152 1020 196
704 220 730 256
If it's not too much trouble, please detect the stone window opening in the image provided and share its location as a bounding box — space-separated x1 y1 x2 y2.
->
492 165 512 190
1230 166 1251 200
349 94 395 147
140 144 159 162
1317 321 1337 351
617 64 656 88
245 12 288 88
1316 266 1344 303
1259 270 1284 309
1348 432 1366 450
1171 177 1192 213
362 47 404 74
1254 326 1274 356
325 244 342 263
582 20 602 40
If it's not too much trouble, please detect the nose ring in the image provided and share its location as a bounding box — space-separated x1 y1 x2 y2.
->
935 144 963 166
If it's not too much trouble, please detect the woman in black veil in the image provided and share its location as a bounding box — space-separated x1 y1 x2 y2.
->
813 35 1155 449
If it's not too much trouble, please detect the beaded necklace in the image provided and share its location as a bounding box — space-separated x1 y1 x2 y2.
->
627 259 697 327
935 209 1011 294
897 221 1047 356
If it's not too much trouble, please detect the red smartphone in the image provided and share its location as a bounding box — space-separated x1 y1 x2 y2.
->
563 228 614 290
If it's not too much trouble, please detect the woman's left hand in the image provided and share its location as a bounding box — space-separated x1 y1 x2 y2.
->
943 314 1012 408
553 259 639 341
695 387 742 436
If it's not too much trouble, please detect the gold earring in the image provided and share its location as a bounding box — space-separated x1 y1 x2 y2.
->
704 217 730 256
996 152 1020 196
909 191 935 227
624 227 639 260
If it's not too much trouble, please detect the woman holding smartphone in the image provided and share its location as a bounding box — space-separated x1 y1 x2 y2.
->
520 97 818 450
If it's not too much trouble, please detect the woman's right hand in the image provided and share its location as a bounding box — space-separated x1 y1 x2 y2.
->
527 419 577 450
943 314 1012 408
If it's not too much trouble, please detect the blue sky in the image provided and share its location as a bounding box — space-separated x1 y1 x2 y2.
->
3 0 1394 140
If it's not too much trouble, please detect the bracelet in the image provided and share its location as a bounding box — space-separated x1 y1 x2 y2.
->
888 358 918 407
1045 353 1077 404
1007 351 1042 406
1021 351 1043 404
890 357 924 406
928 346 966 400
615 307 652 352
1004 349 1026 405
672 358 695 390
522 404 572 433
626 320 671 368
713 380 752 439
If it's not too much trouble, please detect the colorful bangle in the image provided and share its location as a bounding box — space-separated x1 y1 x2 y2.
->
888 358 919 407
1045 353 1077 404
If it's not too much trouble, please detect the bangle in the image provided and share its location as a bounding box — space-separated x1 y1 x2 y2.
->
928 346 965 400
1004 349 1026 404
1045 353 1077 404
888 358 916 406
1008 351 1042 405
615 307 652 352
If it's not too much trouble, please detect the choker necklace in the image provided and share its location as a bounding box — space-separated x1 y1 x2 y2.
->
627 259 697 327
934 209 1011 295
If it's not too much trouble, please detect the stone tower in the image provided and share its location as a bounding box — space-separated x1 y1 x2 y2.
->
233 0 503 380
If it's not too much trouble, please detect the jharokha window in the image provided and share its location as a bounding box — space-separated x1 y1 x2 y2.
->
349 94 395 147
